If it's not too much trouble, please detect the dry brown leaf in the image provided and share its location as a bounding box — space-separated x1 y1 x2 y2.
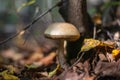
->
21 52 43 65
106 52 115 62
40 72 49 77
29 52 44 62
1 49 23 61
100 40 115 48
98 53 107 61
95 61 120 77
34 52 57 66
84 76 95 80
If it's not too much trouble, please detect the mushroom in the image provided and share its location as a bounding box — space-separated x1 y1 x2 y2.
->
44 22 80 68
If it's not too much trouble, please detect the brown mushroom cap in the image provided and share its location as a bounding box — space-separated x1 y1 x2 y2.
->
44 22 80 41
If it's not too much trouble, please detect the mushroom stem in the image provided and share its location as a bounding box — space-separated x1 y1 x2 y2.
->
57 40 66 68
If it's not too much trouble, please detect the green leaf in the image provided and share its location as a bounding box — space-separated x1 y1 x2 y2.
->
25 64 39 69
17 0 36 12
103 1 120 8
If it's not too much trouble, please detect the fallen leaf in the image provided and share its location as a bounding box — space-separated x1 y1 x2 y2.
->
22 52 43 65
25 64 39 69
99 41 115 48
1 48 23 61
0 70 19 80
95 61 120 77
112 49 120 60
29 52 43 62
40 72 48 77
106 52 115 62
34 52 57 66
48 64 60 77
84 76 95 80
7 65 18 74
81 39 100 52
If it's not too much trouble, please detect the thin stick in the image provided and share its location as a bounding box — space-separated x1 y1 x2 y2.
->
58 52 85 79
93 25 96 39
68 52 85 70
0 1 62 45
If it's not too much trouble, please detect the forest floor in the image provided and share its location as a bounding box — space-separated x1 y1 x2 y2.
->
0 38 120 80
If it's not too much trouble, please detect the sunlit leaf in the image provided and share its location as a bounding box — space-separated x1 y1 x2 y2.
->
81 39 115 52
17 0 36 12
112 49 120 58
81 39 100 52
40 72 48 77
34 52 57 66
0 70 19 80
48 64 60 77
25 64 39 69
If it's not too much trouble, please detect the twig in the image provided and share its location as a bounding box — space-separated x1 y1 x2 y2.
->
0 1 62 45
106 30 114 40
68 52 85 70
93 25 96 39
58 52 85 79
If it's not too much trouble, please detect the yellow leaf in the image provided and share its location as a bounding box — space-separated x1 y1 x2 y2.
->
112 49 120 58
48 64 60 77
27 0 36 5
81 39 100 52
17 0 36 12
1 70 19 80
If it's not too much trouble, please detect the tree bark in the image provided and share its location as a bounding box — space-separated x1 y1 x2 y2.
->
59 0 94 63
59 0 93 37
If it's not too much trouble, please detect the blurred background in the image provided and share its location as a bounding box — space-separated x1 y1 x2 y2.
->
0 0 63 52
0 0 119 65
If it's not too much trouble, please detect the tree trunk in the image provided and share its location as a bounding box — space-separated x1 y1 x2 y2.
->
59 0 93 63
59 0 93 37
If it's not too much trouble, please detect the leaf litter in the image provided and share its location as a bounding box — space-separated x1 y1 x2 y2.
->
0 38 120 80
